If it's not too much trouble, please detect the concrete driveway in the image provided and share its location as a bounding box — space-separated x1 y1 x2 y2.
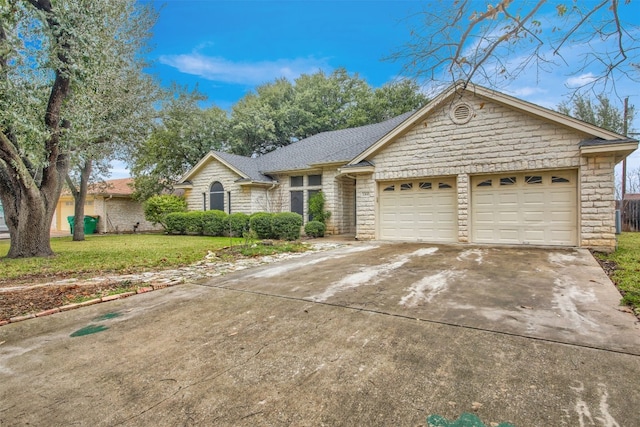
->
215 242 640 354
1 242 639 426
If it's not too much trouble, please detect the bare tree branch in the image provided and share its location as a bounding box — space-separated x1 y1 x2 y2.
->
389 0 639 98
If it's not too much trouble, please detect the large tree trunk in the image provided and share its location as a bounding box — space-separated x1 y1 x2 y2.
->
0 1 72 258
0 185 57 258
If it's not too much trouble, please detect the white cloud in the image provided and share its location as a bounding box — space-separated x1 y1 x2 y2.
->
505 86 548 97
159 53 331 85
565 73 597 88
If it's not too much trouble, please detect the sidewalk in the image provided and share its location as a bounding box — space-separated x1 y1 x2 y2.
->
0 230 70 240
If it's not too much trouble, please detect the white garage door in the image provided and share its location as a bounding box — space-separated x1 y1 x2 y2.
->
379 178 457 242
471 171 577 246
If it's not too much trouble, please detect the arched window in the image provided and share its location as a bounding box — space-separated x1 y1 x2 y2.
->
210 182 224 211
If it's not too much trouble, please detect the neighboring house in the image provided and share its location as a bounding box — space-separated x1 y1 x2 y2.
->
176 82 637 252
52 178 162 234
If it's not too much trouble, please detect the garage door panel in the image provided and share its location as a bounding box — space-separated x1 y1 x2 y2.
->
523 229 546 243
379 179 457 242
472 171 577 246
496 229 520 243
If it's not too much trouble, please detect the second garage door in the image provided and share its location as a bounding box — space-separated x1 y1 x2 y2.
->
471 171 577 246
379 178 457 242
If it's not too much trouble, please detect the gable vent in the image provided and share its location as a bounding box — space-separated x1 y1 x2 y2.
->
450 103 473 124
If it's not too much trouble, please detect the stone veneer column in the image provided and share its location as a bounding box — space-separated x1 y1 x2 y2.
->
457 174 469 243
580 155 616 252
355 174 376 240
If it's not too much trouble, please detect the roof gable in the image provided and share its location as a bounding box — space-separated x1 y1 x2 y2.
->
178 151 252 184
350 82 633 165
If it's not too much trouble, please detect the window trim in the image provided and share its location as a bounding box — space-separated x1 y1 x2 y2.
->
209 181 225 211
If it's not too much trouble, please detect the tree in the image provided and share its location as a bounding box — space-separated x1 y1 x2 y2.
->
293 68 373 138
130 86 231 201
63 3 158 241
365 79 429 123
557 93 635 200
558 93 633 135
229 69 428 156
230 78 295 156
0 1 154 258
391 1 639 96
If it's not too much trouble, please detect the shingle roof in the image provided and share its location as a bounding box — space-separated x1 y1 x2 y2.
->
208 111 413 182
212 151 274 182
62 178 135 196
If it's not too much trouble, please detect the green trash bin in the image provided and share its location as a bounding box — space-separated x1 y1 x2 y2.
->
84 216 99 234
67 216 99 234
67 216 75 234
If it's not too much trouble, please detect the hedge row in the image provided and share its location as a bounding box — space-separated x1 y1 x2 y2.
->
165 211 249 237
165 211 304 240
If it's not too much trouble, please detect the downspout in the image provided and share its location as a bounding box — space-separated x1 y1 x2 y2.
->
266 181 278 212
104 195 113 233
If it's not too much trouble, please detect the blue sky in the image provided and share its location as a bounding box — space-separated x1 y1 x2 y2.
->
113 0 640 179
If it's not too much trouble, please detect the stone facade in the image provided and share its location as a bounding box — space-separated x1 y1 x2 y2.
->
184 160 351 236
352 92 620 251
179 87 632 251
579 155 617 251
355 174 376 240
184 159 252 213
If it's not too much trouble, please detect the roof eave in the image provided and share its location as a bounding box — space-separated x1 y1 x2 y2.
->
336 165 375 177
307 160 348 168
174 182 193 189
580 142 638 158
238 180 280 187
261 166 324 176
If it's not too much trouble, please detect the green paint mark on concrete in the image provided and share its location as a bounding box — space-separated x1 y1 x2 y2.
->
93 312 122 321
428 413 515 427
70 324 109 337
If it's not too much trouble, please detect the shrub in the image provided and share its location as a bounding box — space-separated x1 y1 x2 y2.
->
165 212 187 235
308 191 331 224
250 212 274 239
272 212 303 241
202 210 228 236
184 211 205 235
226 212 250 237
304 220 326 238
143 195 188 230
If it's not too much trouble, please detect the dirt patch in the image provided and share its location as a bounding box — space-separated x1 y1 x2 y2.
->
0 281 141 321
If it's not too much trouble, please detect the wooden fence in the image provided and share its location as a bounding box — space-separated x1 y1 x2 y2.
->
619 199 640 232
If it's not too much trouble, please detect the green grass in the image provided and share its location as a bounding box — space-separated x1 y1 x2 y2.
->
0 234 248 283
598 232 640 311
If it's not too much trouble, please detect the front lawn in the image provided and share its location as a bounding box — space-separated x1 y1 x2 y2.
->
598 232 640 314
0 234 305 285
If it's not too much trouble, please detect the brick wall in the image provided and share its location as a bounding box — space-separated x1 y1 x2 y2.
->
94 197 161 233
